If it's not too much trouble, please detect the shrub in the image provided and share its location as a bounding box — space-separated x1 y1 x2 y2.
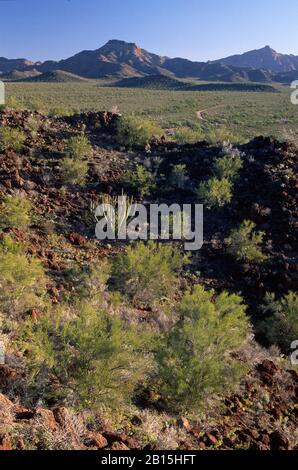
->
0 195 32 230
197 177 233 208
259 292 298 353
169 164 189 190
61 157 88 185
0 126 26 152
26 116 42 137
0 235 46 316
111 241 189 306
21 303 154 408
116 115 163 147
213 153 243 181
175 127 203 145
227 220 267 264
207 127 241 145
122 165 156 198
156 285 250 411
66 135 92 160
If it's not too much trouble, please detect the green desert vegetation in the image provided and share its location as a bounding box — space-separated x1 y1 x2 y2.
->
21 302 154 408
111 241 190 307
5 82 297 141
0 235 47 316
156 285 250 411
227 220 268 264
0 125 26 152
0 195 32 230
197 177 233 208
121 165 156 198
60 135 91 185
260 292 298 353
116 114 163 147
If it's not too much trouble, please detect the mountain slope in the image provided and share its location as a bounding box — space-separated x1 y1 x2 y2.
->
38 40 167 78
21 70 90 83
215 46 298 73
0 57 38 74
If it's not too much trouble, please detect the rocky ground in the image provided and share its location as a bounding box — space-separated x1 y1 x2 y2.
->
0 109 297 450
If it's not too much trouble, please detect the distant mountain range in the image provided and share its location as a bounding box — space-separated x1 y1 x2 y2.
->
1 40 298 84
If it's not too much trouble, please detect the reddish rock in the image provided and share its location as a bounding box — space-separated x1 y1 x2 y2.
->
205 432 218 446
270 431 290 450
84 432 108 449
131 415 143 426
67 232 88 246
111 441 130 451
53 407 69 427
0 393 13 410
177 417 191 430
0 435 12 450
36 409 57 431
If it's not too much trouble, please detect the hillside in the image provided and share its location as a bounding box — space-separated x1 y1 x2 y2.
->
20 70 91 83
0 108 297 451
113 74 188 90
114 75 278 92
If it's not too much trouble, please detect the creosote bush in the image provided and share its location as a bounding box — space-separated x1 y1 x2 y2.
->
0 195 32 230
213 153 243 181
175 127 203 145
259 292 298 353
66 135 92 160
0 126 26 152
169 164 189 190
61 135 92 185
111 241 190 306
21 302 154 408
197 177 233 208
61 157 88 185
207 127 241 145
156 285 250 411
227 220 267 264
122 165 156 198
116 115 163 147
0 235 46 316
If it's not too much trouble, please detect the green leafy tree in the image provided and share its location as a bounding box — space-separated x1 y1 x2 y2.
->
227 220 267 264
156 285 250 411
111 241 189 307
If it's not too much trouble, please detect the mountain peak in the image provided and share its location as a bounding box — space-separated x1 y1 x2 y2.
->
101 39 139 50
216 45 298 73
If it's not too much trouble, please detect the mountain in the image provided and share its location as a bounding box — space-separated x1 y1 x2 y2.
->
38 40 167 78
1 41 298 83
215 46 298 73
0 57 38 74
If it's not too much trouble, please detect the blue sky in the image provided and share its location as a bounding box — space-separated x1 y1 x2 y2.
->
0 0 297 61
